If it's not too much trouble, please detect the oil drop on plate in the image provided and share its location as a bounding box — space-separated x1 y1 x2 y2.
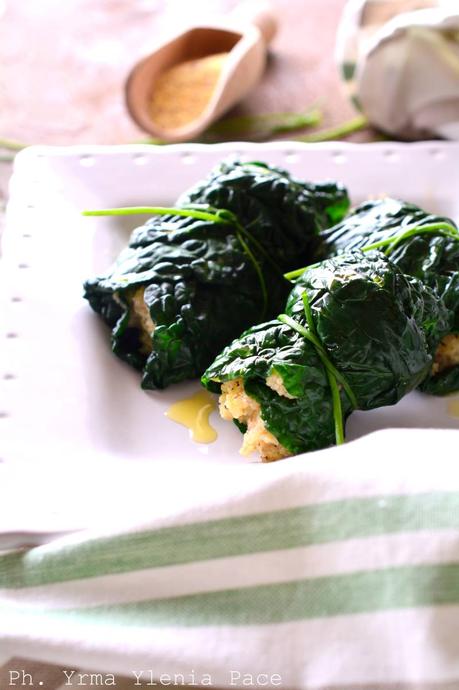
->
166 390 217 443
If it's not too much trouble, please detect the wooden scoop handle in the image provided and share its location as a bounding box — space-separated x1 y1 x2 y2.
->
229 0 278 44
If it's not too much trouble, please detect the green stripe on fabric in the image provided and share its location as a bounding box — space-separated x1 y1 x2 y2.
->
1 492 458 589
2 563 459 626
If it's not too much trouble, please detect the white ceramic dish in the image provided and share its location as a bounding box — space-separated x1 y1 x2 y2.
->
0 142 458 531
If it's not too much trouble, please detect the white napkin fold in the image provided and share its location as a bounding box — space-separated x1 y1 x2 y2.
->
358 6 459 139
337 0 459 139
2 428 459 689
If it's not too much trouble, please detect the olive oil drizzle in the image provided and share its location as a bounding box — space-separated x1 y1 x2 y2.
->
165 389 217 443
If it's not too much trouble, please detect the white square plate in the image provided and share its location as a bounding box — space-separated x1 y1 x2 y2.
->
1 143 458 498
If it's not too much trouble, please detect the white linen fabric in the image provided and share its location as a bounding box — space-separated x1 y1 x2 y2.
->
1 429 459 689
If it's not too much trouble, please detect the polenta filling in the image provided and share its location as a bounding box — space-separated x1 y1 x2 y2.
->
431 334 459 376
219 377 292 462
115 287 156 356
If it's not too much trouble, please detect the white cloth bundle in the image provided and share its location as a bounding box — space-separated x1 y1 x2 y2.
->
338 1 459 139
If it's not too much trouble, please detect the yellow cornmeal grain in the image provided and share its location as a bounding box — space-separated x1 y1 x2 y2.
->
149 53 228 130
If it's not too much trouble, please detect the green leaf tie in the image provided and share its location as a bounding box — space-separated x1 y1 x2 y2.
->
278 291 357 446
82 205 285 318
361 221 459 256
284 221 459 281
82 205 226 224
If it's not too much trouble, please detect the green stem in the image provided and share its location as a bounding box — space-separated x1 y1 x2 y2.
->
219 210 282 312
83 204 273 316
234 219 284 278
132 138 167 146
236 230 268 316
82 206 228 225
0 137 28 151
300 292 357 408
278 312 348 445
361 222 459 256
133 109 322 144
278 291 357 448
285 265 312 281
327 371 345 444
285 221 459 281
296 115 369 143
301 291 315 332
205 108 322 139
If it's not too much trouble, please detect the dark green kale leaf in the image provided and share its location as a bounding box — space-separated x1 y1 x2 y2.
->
317 198 459 394
178 160 350 262
202 252 446 456
288 251 447 408
203 318 346 454
317 197 450 258
84 160 350 389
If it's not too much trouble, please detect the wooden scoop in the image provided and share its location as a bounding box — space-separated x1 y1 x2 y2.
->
125 1 277 142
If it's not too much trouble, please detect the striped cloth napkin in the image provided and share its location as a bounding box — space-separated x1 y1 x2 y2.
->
1 428 459 689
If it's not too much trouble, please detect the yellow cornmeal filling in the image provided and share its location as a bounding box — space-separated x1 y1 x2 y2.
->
115 287 156 355
431 334 459 376
219 376 293 462
265 373 296 399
